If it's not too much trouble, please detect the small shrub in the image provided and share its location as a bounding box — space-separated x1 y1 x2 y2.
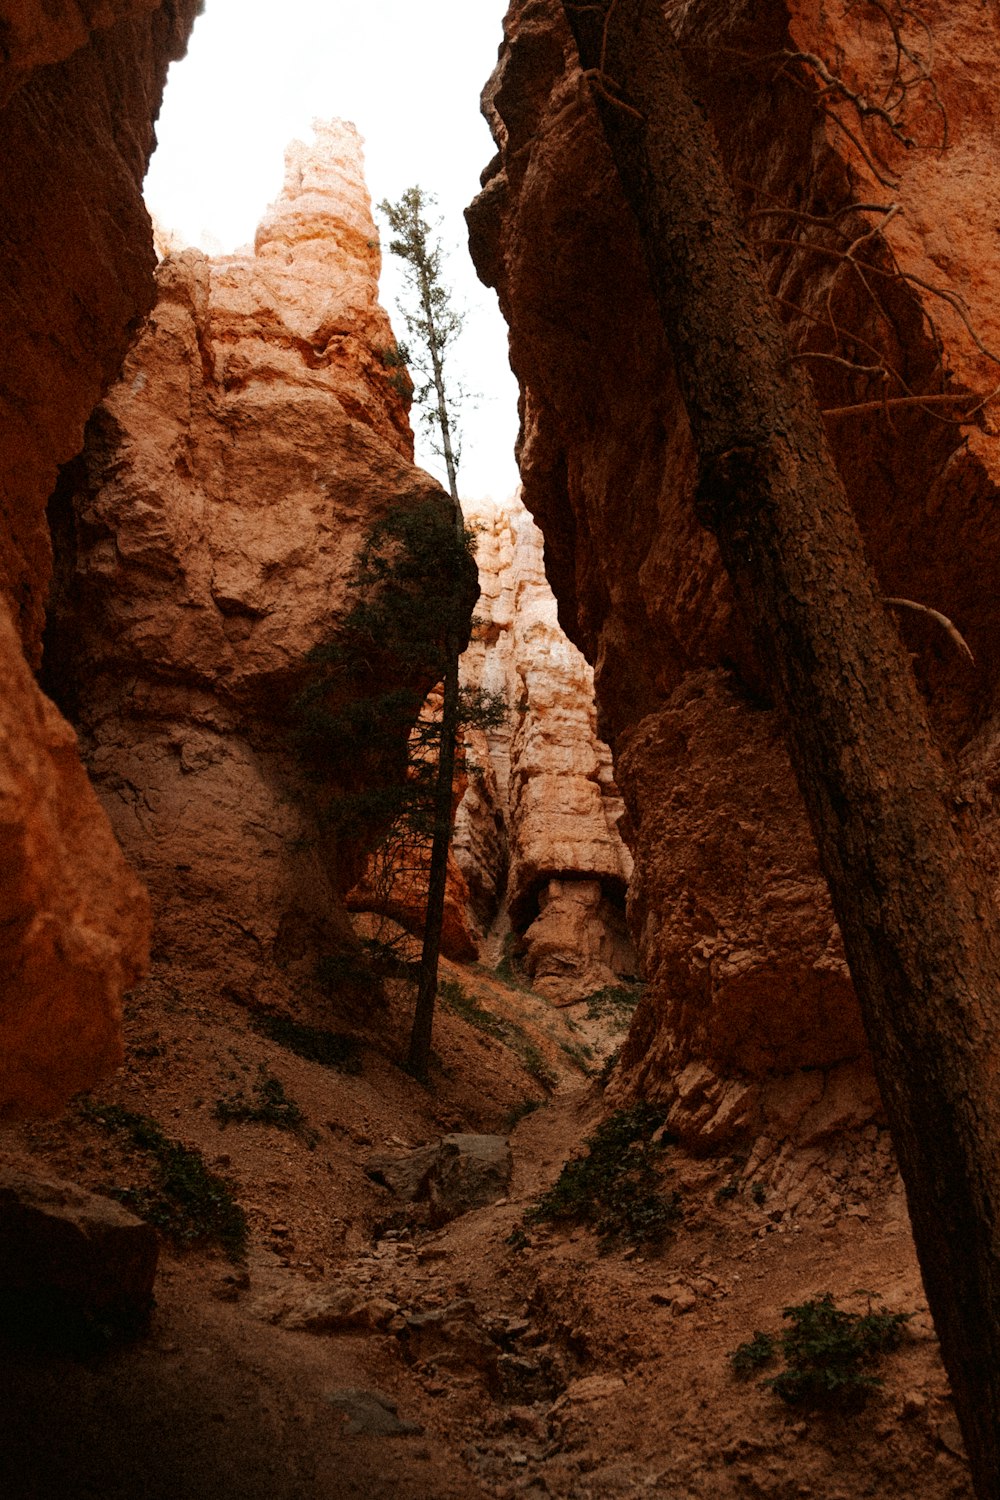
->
214 1068 314 1142
583 983 643 1034
252 1012 362 1074
730 1292 911 1409
730 1330 776 1377
527 1104 679 1253
506 1098 542 1130
750 1181 767 1206
82 1102 247 1262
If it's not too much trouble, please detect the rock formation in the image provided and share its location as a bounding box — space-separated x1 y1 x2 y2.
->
455 495 636 999
468 0 1000 1146
44 120 457 1015
0 0 200 1117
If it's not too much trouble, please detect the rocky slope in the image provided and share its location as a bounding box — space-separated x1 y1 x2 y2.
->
467 0 1000 1151
43 119 456 1018
0 0 200 1118
456 495 636 998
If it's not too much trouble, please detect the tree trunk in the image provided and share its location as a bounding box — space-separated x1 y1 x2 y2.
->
559 1 1000 1490
408 645 461 1080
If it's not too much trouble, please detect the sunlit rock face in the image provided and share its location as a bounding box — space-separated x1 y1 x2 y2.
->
45 120 455 1013
468 0 1000 1146
456 496 636 1000
0 0 199 1117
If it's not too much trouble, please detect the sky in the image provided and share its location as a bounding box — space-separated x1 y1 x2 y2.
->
144 0 519 502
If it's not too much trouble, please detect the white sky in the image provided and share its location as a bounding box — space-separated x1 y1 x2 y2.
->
144 0 519 503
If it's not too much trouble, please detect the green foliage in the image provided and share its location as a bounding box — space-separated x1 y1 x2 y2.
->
527 1104 680 1253
292 507 500 963
730 1330 776 1377
82 1102 247 1262
251 1012 362 1074
440 977 558 1091
730 1292 911 1408
505 1097 543 1130
377 186 465 474
583 983 643 1034
213 1068 314 1143
750 1181 767 1206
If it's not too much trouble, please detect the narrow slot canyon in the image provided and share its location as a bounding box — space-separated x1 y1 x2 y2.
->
1 2 999 1496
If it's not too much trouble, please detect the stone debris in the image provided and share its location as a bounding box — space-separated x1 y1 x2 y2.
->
368 1133 513 1226
324 1388 423 1437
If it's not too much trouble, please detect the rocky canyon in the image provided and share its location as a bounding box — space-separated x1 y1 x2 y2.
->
467 0 1000 1153
2 0 999 1495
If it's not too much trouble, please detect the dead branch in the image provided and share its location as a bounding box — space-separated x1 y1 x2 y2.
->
884 597 976 664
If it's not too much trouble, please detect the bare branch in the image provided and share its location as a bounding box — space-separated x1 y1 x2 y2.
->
884 597 975 664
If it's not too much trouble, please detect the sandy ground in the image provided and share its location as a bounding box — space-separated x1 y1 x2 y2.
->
0 953 974 1499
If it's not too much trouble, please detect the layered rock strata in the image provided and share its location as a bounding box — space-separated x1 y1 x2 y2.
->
468 0 1000 1145
455 496 635 1000
45 120 455 1014
0 0 200 1117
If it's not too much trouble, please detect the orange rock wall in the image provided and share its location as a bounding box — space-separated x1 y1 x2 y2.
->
456 496 636 999
45 121 458 1013
0 0 199 1117
468 0 1000 1146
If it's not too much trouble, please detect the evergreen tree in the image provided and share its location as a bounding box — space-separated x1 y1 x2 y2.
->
378 188 467 1078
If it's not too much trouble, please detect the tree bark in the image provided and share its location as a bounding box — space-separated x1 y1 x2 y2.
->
559 1 1000 1490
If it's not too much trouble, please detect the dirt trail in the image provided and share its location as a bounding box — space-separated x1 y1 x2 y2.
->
0 958 974 1499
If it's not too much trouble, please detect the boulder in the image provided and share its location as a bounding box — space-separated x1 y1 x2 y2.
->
368 1133 513 1226
0 1169 158 1345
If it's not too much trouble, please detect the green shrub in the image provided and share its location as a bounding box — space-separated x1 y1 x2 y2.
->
730 1292 911 1408
583 983 643 1033
730 1330 776 1377
83 1102 247 1262
527 1104 679 1253
214 1068 315 1143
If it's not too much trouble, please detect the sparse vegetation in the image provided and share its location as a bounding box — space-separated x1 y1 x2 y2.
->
495 932 535 993
440 978 558 1091
214 1068 315 1144
505 1097 543 1130
583 983 643 1033
251 1012 362 1074
527 1104 680 1253
82 1102 248 1262
597 1046 622 1089
730 1292 911 1408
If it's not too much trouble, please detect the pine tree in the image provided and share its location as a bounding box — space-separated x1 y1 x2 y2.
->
379 187 467 1081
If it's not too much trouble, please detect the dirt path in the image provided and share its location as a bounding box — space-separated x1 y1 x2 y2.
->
0 959 974 1499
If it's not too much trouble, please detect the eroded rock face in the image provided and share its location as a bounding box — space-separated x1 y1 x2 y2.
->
456 496 635 999
468 0 1000 1144
45 121 455 1012
0 0 199 1117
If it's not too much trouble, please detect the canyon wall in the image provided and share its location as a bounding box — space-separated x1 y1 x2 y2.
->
455 495 635 999
0 0 200 1117
44 120 457 1018
468 0 1000 1147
